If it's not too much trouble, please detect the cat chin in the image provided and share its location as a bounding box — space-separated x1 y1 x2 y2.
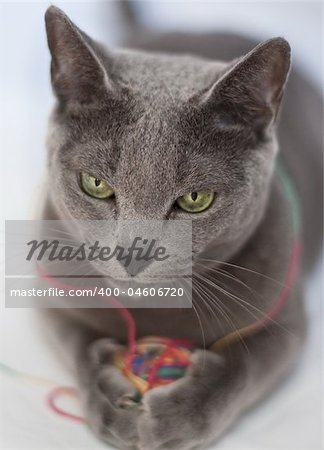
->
89 262 191 283
99 274 190 283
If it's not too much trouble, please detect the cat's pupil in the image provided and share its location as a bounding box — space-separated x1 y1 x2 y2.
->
95 179 101 187
191 192 198 201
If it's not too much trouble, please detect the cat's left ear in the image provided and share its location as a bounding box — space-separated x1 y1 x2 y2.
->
199 38 291 129
45 6 113 105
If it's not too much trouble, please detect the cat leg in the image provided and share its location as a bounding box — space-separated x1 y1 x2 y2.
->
137 302 306 450
41 310 142 450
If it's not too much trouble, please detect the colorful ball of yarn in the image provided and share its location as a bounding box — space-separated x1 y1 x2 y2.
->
114 336 194 396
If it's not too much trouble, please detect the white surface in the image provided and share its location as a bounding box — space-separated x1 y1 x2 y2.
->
0 2 323 449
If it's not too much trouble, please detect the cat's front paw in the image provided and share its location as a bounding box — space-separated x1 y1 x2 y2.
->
81 338 141 449
137 350 225 450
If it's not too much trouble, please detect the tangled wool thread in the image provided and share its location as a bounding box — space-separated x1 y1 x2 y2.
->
114 336 194 396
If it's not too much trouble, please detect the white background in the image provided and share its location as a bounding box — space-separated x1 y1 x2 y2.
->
0 1 323 449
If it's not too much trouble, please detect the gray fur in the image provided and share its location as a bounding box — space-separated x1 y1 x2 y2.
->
41 5 322 450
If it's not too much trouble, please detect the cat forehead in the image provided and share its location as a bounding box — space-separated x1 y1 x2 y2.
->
109 49 227 100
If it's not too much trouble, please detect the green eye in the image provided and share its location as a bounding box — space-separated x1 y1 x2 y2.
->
176 191 215 213
80 172 114 199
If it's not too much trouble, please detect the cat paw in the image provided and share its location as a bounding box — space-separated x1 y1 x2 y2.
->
81 338 142 449
137 383 205 450
137 349 225 450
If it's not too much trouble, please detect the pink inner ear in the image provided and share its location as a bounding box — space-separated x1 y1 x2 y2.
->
211 112 236 129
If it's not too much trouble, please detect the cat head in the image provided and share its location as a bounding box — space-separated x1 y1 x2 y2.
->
45 6 290 280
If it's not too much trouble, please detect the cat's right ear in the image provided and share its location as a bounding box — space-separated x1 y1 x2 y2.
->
45 6 112 105
196 38 291 131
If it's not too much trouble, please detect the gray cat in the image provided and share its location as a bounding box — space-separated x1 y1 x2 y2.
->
41 4 322 450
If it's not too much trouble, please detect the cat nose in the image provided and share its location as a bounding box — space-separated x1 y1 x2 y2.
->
121 257 153 277
116 237 155 277
114 222 163 278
